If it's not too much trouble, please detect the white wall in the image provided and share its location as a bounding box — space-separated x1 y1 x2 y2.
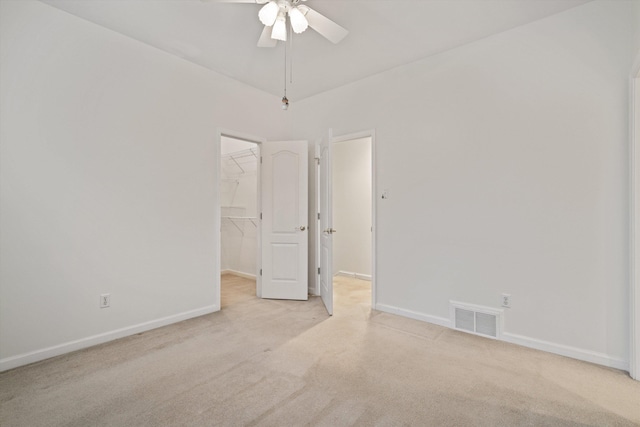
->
297 1 640 369
0 0 287 370
333 138 371 278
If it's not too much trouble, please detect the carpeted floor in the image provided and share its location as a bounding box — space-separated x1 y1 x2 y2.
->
1 274 639 426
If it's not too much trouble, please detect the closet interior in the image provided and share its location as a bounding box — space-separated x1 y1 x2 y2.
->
221 137 259 279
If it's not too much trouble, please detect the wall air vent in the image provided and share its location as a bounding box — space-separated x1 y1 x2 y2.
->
450 301 503 339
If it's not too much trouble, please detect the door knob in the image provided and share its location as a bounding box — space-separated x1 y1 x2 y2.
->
324 228 337 234
298 226 306 231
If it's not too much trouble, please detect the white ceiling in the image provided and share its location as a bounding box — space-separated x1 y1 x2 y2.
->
41 0 590 101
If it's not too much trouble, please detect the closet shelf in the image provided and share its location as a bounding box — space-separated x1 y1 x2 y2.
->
222 216 257 235
222 147 258 175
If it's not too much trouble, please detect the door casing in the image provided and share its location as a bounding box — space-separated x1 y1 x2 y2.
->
630 58 640 380
318 131 334 314
215 129 265 302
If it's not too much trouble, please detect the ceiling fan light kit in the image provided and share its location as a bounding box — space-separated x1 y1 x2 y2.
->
247 0 347 46
288 6 308 34
215 0 349 109
258 1 308 42
272 13 287 41
258 1 279 26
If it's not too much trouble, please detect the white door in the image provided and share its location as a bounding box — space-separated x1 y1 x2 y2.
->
261 140 308 300
318 132 334 315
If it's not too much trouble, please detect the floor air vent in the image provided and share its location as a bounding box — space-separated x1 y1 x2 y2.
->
450 301 502 339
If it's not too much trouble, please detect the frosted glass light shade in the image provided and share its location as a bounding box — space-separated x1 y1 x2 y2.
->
288 7 308 34
272 15 287 41
258 1 279 26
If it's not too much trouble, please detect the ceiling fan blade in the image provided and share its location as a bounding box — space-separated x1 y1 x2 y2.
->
257 25 278 48
298 5 348 44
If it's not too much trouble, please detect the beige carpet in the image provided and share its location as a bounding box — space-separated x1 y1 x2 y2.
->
1 274 639 426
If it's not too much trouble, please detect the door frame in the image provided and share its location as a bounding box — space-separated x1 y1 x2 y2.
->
316 129 377 309
215 128 265 304
630 55 640 380
316 131 334 314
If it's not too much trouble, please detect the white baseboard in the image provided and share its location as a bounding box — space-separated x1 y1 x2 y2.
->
0 304 219 372
221 269 256 280
374 303 628 371
375 303 452 328
336 271 372 281
502 332 628 371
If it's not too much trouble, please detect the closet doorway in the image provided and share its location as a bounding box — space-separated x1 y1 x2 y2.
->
217 131 310 307
317 131 375 315
220 135 261 300
333 137 372 281
333 135 373 312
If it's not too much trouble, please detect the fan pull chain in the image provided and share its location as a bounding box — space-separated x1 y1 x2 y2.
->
281 31 289 110
289 27 294 84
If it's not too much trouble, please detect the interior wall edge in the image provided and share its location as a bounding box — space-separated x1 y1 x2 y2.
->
629 52 640 380
0 304 219 373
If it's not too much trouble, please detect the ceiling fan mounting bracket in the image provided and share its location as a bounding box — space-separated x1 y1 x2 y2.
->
276 1 291 12
275 0 305 12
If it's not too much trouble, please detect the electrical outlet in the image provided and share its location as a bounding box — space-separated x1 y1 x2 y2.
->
501 293 511 308
100 293 110 308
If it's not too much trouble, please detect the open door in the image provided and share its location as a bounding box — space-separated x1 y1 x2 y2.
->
261 140 308 300
318 132 334 315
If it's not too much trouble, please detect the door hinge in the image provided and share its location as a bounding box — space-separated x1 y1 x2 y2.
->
260 269 262 276
260 212 262 220
317 212 320 220
260 156 263 164
318 267 321 275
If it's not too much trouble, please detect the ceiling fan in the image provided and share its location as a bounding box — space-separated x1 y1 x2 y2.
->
210 0 348 47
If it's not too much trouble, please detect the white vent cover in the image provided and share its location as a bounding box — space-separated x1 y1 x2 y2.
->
450 301 503 339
